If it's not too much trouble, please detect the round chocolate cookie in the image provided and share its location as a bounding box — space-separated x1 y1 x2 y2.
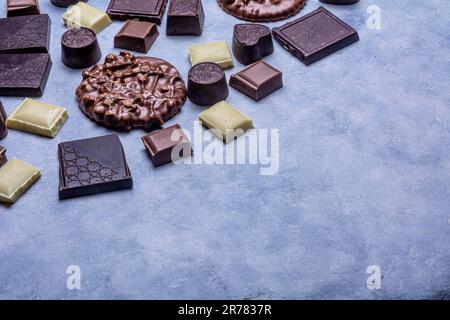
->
76 52 187 131
217 0 307 22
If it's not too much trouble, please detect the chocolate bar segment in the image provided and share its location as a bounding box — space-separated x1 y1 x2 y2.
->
0 147 6 167
62 28 101 68
0 100 7 140
7 0 40 17
114 20 159 53
273 7 359 66
107 0 169 24
142 124 192 167
232 23 274 65
187 62 229 106
63 2 112 33
58 134 133 199
0 14 51 54
0 53 52 97
167 0 205 36
230 61 283 101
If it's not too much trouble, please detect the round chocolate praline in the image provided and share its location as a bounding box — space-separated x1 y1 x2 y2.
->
61 28 101 69
51 0 88 8
217 0 307 22
188 63 229 106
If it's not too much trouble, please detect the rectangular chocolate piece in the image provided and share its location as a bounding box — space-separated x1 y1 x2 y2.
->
7 0 40 17
272 6 359 66
114 20 159 53
58 134 133 199
142 124 192 167
0 158 41 204
230 61 283 101
0 147 7 167
0 14 51 54
107 0 169 24
0 53 52 97
63 2 112 33
188 41 234 69
167 0 205 36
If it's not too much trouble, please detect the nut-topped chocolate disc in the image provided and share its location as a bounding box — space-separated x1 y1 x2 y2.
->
76 52 187 131
217 0 307 22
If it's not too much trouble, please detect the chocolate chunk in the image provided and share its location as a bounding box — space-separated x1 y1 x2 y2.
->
0 147 6 167
62 28 101 69
217 0 307 22
0 158 40 204
107 0 169 24
320 0 359 4
114 20 159 53
0 100 7 140
232 23 274 65
0 53 52 97
76 52 187 131
273 6 359 66
0 14 51 54
7 0 40 17
167 0 205 36
230 61 283 101
58 134 133 199
51 0 88 8
188 41 234 69
187 62 229 106
63 2 112 33
142 124 192 167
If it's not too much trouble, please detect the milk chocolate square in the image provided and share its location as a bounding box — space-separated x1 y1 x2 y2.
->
114 20 159 53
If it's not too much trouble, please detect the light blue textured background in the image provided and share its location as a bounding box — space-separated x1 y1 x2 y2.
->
1 0 450 300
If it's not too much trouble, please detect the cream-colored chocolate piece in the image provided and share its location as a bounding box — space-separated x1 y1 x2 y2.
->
199 101 254 143
63 2 111 33
188 41 234 69
0 158 41 204
6 98 68 138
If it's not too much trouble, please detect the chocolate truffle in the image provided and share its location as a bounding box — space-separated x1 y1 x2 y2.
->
232 23 274 65
0 100 8 140
51 0 87 7
61 28 101 69
114 20 159 53
188 62 229 106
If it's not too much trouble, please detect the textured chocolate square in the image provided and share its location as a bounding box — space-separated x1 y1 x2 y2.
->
166 0 205 36
7 0 40 17
107 0 169 24
0 53 52 97
272 6 359 65
0 14 51 54
230 61 283 101
114 20 159 53
58 134 133 199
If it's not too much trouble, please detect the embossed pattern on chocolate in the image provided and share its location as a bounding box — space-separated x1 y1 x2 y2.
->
61 28 101 69
0 14 51 54
233 23 274 65
217 0 307 22
187 62 229 106
76 51 187 131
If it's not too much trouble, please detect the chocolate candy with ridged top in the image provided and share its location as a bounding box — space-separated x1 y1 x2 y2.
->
320 0 359 4
0 147 6 167
51 0 87 8
0 100 8 140
61 28 101 69
232 23 274 65
188 62 229 106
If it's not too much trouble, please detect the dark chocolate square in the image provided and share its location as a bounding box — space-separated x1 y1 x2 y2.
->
230 61 283 101
273 6 359 65
0 53 52 97
114 20 159 53
107 0 169 24
58 134 133 199
166 0 205 36
142 124 192 167
0 14 51 54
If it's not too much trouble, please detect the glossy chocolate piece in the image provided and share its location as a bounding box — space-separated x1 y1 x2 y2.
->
107 0 169 24
58 134 133 200
0 53 52 97
76 52 186 131
230 61 283 101
7 0 40 17
51 0 87 8
217 0 307 22
0 100 8 140
114 20 159 53
0 14 50 54
273 6 359 66
62 28 101 69
142 124 192 167
320 0 359 4
167 0 205 36
232 23 273 65
188 63 229 106
0 147 6 167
